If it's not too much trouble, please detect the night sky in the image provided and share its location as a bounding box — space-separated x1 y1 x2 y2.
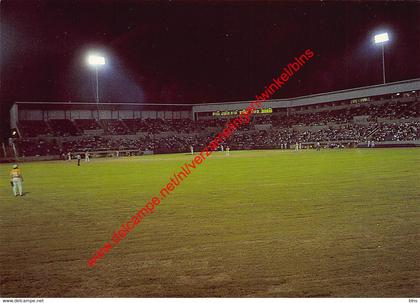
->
1 0 419 136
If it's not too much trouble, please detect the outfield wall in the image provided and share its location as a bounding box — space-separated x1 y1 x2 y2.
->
7 141 420 163
358 140 420 148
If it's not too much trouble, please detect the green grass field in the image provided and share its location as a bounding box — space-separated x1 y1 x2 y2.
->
0 148 419 297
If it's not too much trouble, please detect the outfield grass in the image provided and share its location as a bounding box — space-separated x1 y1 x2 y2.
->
0 148 419 297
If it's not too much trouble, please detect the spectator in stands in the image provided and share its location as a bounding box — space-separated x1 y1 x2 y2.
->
13 100 420 157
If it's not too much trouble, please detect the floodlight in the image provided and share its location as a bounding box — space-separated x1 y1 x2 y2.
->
374 33 389 44
372 32 390 84
86 53 106 102
87 54 105 66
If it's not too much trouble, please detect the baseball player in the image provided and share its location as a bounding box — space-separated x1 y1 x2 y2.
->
10 164 24 197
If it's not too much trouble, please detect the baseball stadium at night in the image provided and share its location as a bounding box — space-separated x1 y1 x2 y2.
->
0 1 419 301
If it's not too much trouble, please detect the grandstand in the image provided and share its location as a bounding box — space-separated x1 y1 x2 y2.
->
6 78 420 161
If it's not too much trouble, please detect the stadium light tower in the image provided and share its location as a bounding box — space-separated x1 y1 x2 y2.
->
373 32 389 84
86 54 106 102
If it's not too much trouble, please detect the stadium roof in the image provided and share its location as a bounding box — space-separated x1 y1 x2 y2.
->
192 78 420 113
11 78 420 113
12 102 192 111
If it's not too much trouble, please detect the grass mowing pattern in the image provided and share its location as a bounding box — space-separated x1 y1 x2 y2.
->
0 148 419 297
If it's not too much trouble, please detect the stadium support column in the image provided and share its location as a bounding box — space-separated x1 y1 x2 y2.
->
2 142 6 158
86 53 105 102
373 32 389 84
95 66 100 120
12 141 18 159
95 66 99 103
381 43 386 84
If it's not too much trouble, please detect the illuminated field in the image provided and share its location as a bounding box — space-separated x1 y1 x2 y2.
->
0 149 419 297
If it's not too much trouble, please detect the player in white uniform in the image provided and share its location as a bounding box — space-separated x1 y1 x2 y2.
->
85 151 90 162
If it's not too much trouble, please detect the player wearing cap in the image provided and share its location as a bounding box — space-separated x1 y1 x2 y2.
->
10 164 24 197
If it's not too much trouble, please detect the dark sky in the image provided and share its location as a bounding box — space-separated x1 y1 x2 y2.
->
1 0 420 133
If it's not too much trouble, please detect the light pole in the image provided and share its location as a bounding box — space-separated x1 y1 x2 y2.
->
87 54 106 102
373 32 389 84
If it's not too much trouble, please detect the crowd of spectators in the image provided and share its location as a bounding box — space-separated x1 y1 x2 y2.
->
61 136 110 152
49 119 80 136
16 139 60 157
271 101 419 127
122 118 180 134
16 101 419 138
59 135 199 154
102 119 130 135
13 100 420 156
16 120 419 157
225 124 376 149
122 118 226 134
371 121 420 142
74 119 102 131
18 120 53 137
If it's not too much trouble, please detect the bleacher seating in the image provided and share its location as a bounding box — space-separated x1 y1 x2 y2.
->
123 119 144 133
102 119 129 135
13 98 420 157
18 120 52 137
372 122 420 142
74 119 102 131
48 119 80 136
16 139 60 157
